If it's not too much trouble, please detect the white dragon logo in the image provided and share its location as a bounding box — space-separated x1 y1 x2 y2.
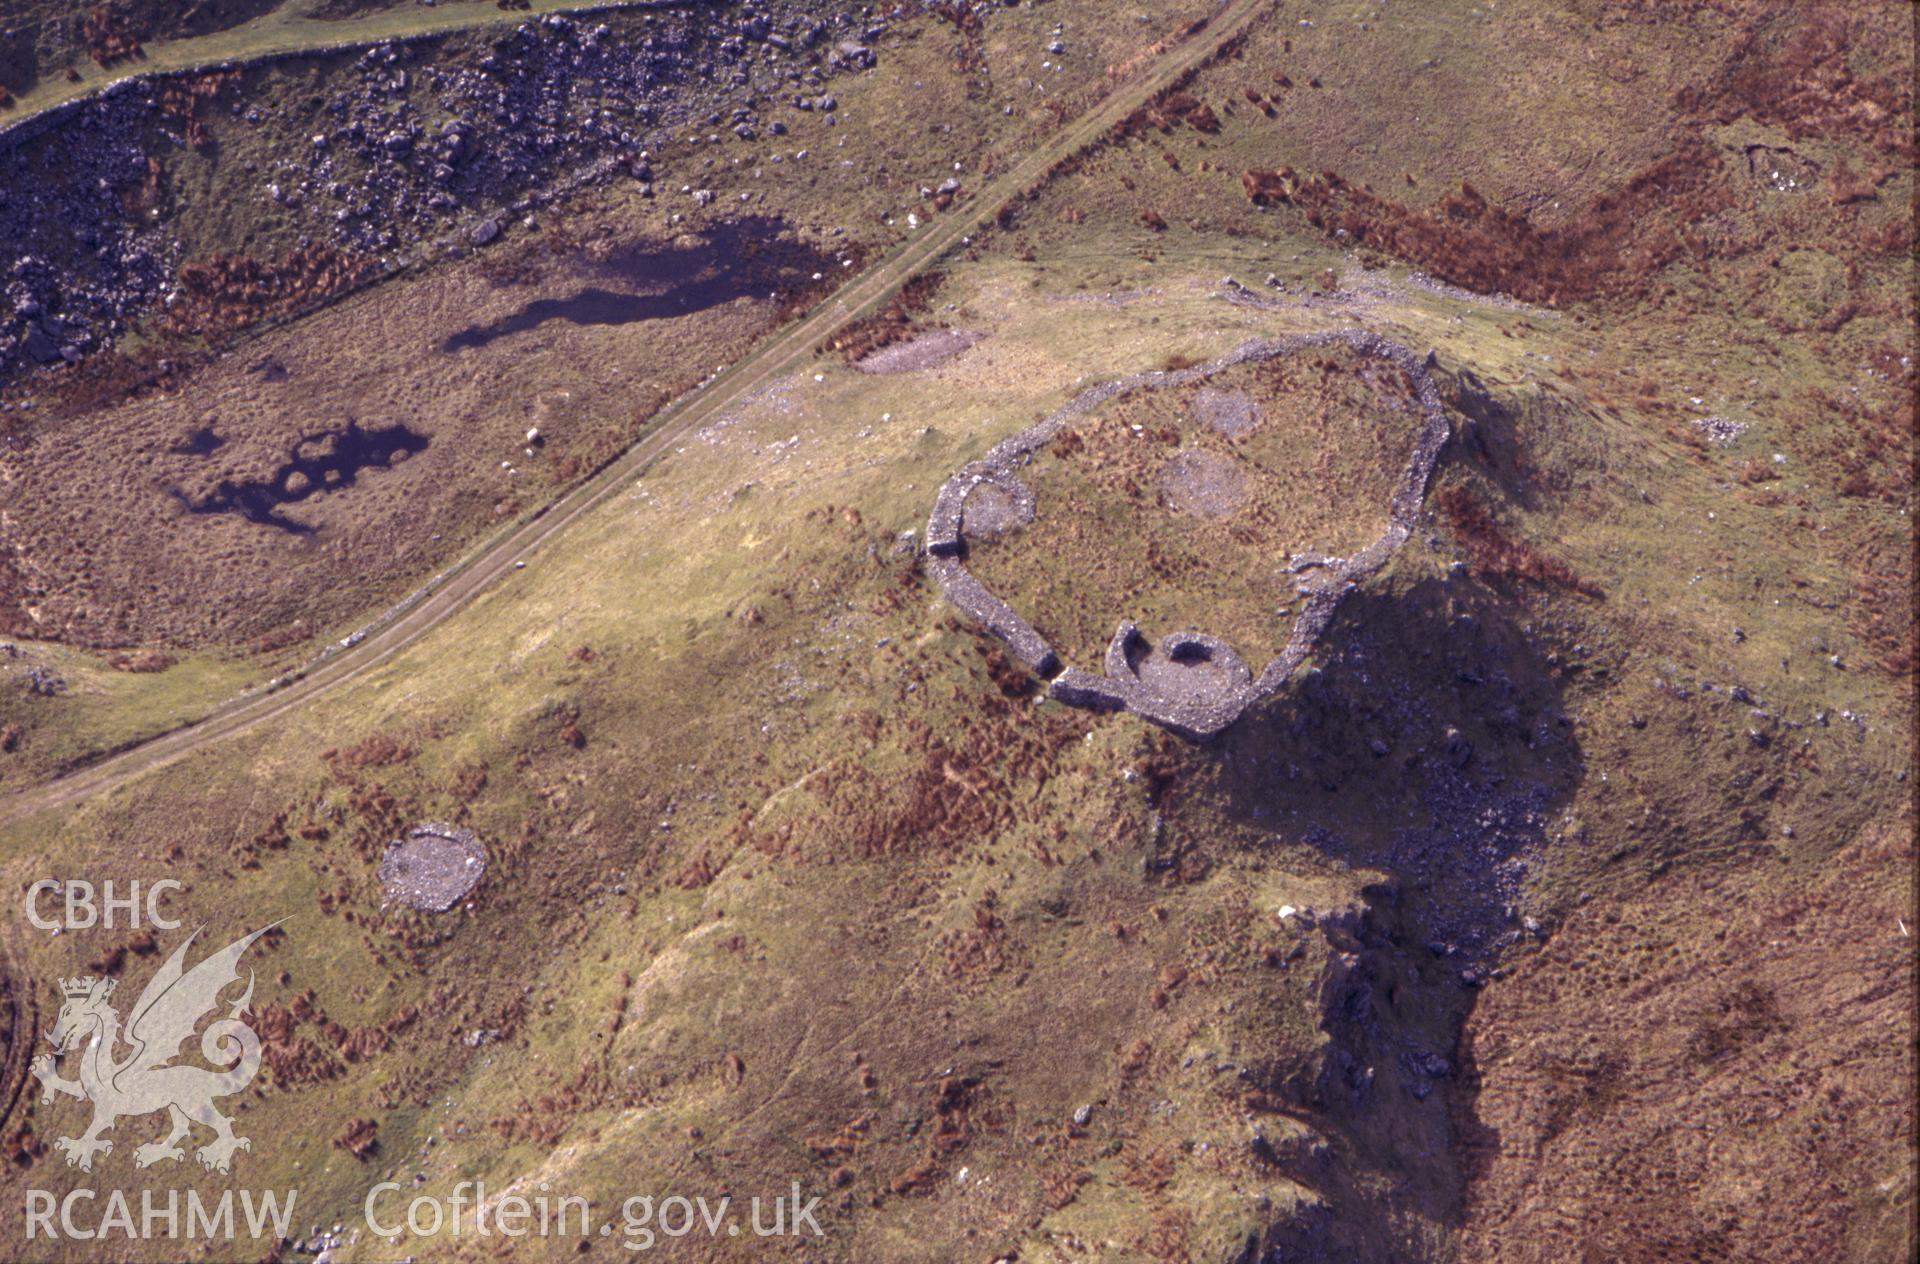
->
29 925 274 1174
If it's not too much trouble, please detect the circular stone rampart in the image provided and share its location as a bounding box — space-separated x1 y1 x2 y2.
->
925 329 1450 741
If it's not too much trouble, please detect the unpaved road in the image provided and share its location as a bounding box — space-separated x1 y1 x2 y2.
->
0 0 1271 827
0 0 665 141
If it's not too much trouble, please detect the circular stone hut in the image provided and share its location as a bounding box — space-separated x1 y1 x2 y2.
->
378 823 488 913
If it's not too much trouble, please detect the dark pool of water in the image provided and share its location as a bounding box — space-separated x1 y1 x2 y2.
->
172 419 429 533
441 216 839 353
170 426 226 457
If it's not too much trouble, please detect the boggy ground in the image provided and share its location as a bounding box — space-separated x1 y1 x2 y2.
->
0 214 842 650
966 342 1416 674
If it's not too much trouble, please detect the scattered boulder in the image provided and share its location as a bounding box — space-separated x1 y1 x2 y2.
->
832 42 875 70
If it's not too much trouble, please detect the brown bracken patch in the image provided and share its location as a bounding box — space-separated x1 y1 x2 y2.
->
1436 485 1603 599
170 245 380 340
1243 142 1731 308
819 271 946 364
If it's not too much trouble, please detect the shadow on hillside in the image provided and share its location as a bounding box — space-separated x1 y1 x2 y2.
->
1188 576 1586 1261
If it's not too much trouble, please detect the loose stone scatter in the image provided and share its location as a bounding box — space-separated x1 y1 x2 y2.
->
378 822 487 912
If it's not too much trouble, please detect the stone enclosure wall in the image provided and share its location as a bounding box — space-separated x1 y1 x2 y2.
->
925 328 1450 740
